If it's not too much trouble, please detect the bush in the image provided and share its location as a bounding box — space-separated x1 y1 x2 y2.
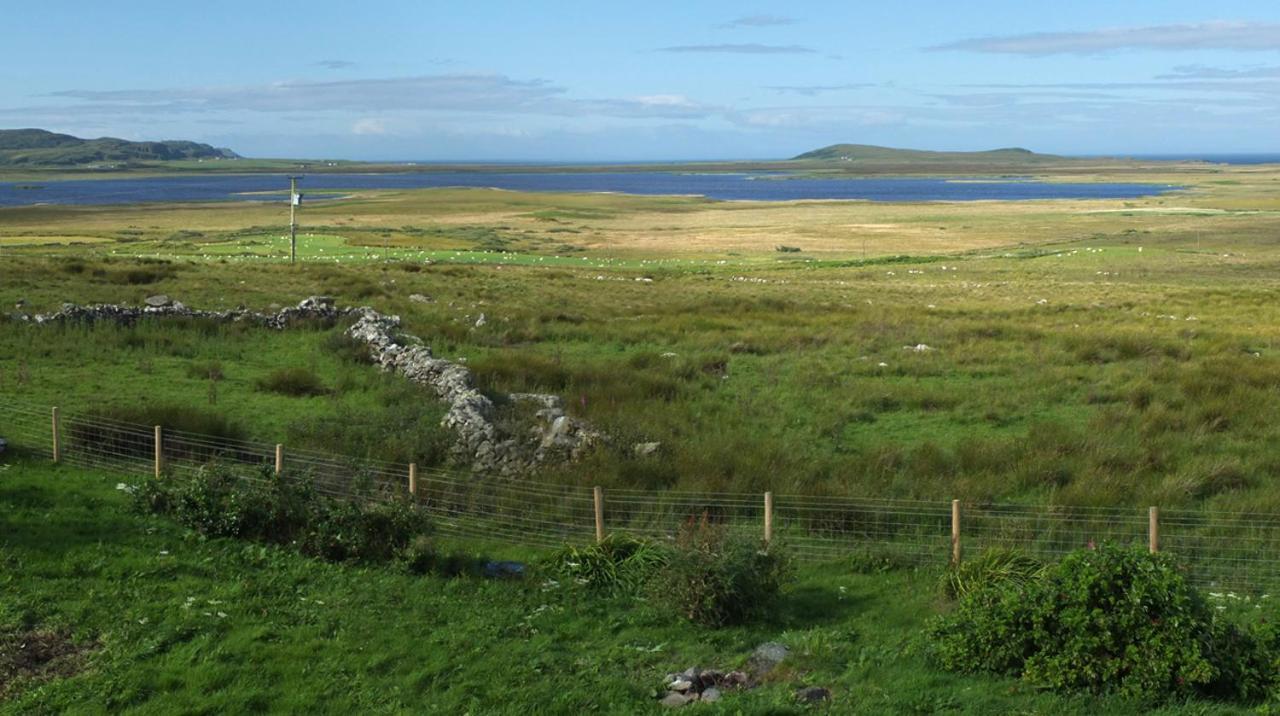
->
929 544 1278 704
941 548 1045 601
653 516 791 627
400 536 488 578
255 366 329 397
548 534 668 596
132 465 430 565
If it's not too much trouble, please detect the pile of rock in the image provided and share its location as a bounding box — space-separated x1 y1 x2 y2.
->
657 642 831 708
30 296 602 476
659 667 749 707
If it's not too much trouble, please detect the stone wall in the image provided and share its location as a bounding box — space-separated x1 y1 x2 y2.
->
28 296 602 475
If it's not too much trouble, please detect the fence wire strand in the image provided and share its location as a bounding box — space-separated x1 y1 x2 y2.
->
1 398 1278 593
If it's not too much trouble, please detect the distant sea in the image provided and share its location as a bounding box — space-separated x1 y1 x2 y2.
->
1104 154 1280 165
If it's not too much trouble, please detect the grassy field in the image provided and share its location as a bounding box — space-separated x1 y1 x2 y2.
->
4 165 1280 710
0 460 1260 715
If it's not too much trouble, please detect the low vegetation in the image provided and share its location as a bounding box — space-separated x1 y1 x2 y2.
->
930 544 1280 705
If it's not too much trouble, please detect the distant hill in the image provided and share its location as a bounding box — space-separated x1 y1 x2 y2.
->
792 144 1061 163
0 128 239 167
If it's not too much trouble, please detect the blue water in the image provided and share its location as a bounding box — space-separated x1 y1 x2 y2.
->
0 171 1181 207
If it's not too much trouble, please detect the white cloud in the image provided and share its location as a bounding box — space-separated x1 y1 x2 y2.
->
351 118 387 135
932 21 1280 56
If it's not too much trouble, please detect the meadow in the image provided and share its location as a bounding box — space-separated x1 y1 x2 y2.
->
3 164 1280 711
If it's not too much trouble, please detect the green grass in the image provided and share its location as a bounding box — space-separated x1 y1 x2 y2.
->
0 461 1257 714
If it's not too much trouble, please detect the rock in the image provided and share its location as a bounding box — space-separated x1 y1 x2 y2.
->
633 441 661 458
668 679 693 692
724 671 749 687
903 343 933 352
795 686 831 703
14 298 26 308
409 293 433 304
697 670 723 689
746 642 789 676
474 313 486 328
659 692 693 708
700 687 721 703
144 294 172 308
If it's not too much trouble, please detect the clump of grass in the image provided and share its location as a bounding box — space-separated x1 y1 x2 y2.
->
185 359 225 381
255 366 329 397
548 534 668 596
941 548 1045 601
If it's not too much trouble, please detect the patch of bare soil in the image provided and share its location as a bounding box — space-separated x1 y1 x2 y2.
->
0 628 96 699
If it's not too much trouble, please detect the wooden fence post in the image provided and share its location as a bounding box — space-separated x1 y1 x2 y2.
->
408 463 418 499
593 486 605 543
51 407 61 464
951 499 961 565
1149 506 1159 554
274 444 284 476
763 491 774 544
153 426 163 478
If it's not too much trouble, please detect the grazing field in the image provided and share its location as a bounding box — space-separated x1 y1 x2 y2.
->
4 164 1280 711
0 461 1262 715
4 165 1280 510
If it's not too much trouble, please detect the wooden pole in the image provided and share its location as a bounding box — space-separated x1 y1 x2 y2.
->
274 444 284 476
408 463 418 499
593 486 605 543
951 499 961 565
763 491 774 544
1149 506 1159 554
51 407 60 463
153 425 163 478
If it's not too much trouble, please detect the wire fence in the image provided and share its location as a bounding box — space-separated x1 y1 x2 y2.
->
2 396 1278 594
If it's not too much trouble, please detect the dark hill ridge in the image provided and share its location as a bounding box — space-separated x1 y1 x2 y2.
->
792 143 1061 163
0 128 239 166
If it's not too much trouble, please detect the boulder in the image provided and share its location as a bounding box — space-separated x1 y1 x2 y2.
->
746 642 789 676
144 294 172 308
796 686 831 703
409 293 433 304
659 692 694 708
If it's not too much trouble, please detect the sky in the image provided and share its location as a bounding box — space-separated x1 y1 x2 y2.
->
3 1 1279 160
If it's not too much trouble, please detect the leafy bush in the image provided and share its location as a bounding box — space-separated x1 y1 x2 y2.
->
132 465 430 565
255 366 329 397
941 548 1045 600
929 544 1278 704
652 516 791 627
548 534 668 596
400 536 489 578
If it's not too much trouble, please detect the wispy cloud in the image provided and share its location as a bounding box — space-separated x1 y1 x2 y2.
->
657 43 815 55
765 83 875 96
32 74 720 120
1157 64 1280 79
931 21 1280 56
315 60 356 70
716 15 797 29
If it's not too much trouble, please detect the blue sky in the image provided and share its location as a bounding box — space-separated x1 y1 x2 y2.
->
3 1 1279 160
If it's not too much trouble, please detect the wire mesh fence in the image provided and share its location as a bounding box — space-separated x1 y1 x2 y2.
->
1 396 1278 594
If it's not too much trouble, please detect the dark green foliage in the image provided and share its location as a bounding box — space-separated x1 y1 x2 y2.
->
132 465 430 565
652 516 792 627
254 366 329 397
941 548 1045 600
400 536 489 577
929 544 1279 704
0 128 234 166
548 534 668 596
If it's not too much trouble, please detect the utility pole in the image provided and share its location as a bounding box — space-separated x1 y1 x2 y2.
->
288 176 302 264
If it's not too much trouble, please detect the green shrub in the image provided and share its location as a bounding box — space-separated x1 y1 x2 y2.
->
132 466 430 565
400 536 488 577
548 534 668 596
929 544 1277 704
255 366 329 397
299 498 428 563
941 548 1045 601
653 516 791 627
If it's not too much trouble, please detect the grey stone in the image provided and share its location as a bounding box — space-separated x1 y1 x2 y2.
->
474 313 486 328
144 294 172 308
668 679 693 692
746 642 789 676
633 441 661 457
700 687 721 703
796 686 831 703
659 692 693 708
409 293 433 303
